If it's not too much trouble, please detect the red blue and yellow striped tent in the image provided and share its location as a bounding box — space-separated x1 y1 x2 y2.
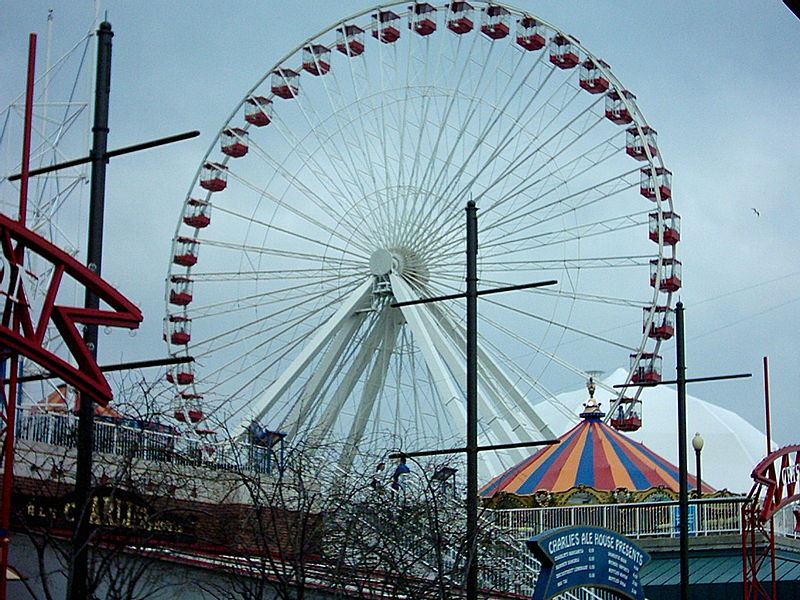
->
480 409 711 497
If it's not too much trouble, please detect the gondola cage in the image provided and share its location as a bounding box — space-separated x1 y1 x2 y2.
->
271 68 300 99
626 126 658 161
244 96 273 127
336 24 366 56
410 3 437 36
640 167 672 200
183 198 211 229
173 237 199 267
549 34 580 69
579 59 610 94
169 275 193 306
516 16 545 51
605 90 636 124
200 162 228 192
630 353 662 384
610 397 643 432
221 128 249 158
644 305 676 340
650 257 682 292
167 315 192 346
303 44 331 75
166 365 195 386
481 5 510 39
372 10 401 43
447 2 474 35
648 211 680 246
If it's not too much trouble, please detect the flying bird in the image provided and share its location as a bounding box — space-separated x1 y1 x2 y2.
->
751 208 760 217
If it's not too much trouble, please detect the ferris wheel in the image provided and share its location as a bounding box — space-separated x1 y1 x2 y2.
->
165 2 679 477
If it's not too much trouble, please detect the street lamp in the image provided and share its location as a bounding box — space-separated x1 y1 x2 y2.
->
692 432 704 499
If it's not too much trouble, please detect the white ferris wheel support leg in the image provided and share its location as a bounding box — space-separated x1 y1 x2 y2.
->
247 279 374 429
391 274 529 475
306 310 394 447
396 282 542 447
389 274 465 424
428 302 556 441
338 309 403 470
283 311 368 440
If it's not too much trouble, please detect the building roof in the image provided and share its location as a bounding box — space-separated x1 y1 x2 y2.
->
480 402 711 497
641 548 800 590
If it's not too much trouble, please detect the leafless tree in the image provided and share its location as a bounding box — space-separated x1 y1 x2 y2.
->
12 370 198 600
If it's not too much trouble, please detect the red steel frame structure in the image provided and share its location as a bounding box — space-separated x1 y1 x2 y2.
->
742 444 800 600
0 33 143 600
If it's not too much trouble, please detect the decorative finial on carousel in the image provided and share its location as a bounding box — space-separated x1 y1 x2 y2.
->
580 376 605 419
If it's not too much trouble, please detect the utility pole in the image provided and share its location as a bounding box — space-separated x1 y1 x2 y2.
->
465 200 478 600
67 20 113 600
676 302 689 600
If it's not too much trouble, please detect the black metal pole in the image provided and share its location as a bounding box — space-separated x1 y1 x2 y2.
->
465 200 478 600
7 130 200 181
694 446 702 499
68 21 112 600
676 301 689 599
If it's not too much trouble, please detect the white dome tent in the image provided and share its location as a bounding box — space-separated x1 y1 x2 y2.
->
532 368 770 494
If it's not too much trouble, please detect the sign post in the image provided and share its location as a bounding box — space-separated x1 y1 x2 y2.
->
527 526 650 600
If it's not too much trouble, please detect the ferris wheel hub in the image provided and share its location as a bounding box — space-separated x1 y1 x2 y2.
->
369 248 394 276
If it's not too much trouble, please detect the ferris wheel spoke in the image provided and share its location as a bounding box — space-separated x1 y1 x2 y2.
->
476 276 649 308
469 322 596 423
422 114 617 257
221 167 364 250
336 44 404 238
479 211 647 254
199 284 375 423
483 295 636 352
427 54 559 211
248 279 373 424
188 278 364 367
283 313 367 439
404 36 512 226
399 27 485 240
446 89 602 213
480 123 624 223
427 301 555 444
268 82 371 198
189 267 359 282
339 45 390 209
436 71 587 212
389 273 463 416
211 200 371 259
237 133 371 244
196 237 364 268
479 255 653 270
275 85 380 232
186 274 356 320
480 167 640 237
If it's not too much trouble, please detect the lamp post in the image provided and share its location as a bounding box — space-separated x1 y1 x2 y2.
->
692 433 704 499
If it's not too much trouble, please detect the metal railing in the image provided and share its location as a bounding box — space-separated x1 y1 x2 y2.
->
15 407 279 475
486 497 799 541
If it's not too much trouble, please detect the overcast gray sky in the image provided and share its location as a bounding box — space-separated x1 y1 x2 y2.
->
2 2 799 456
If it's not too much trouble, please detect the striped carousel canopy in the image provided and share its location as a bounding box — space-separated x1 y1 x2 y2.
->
480 400 710 497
